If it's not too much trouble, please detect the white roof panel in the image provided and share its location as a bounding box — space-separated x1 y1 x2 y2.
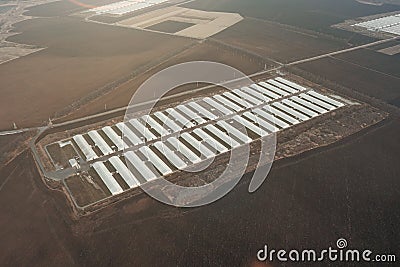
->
299 93 336 111
243 112 279 133
88 130 114 156
217 120 252 143
86 0 168 15
267 79 297 94
109 156 139 188
167 136 202 164
73 135 97 161
275 77 307 91
259 82 290 97
187 102 218 120
177 105 207 124
253 108 290 129
382 24 400 35
282 99 318 118
92 162 123 195
241 86 271 102
139 146 173 176
129 119 157 141
233 89 263 105
308 91 344 107
125 151 158 181
203 97 233 115
117 122 143 145
273 102 309 121
223 92 253 108
154 111 182 132
102 126 128 151
266 105 299 125
233 115 268 137
204 124 241 149
181 132 216 159
154 142 187 170
291 96 327 114
142 115 169 136
250 84 280 100
213 95 243 112
193 128 228 154
166 108 195 128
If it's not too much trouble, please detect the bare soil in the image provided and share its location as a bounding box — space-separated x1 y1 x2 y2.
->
297 56 400 106
1 118 399 266
55 41 270 122
0 16 193 130
184 0 400 37
147 20 195 33
213 18 349 63
334 48 400 78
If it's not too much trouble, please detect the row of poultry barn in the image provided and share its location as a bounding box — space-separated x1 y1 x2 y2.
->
68 77 345 195
83 0 168 16
353 13 400 36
